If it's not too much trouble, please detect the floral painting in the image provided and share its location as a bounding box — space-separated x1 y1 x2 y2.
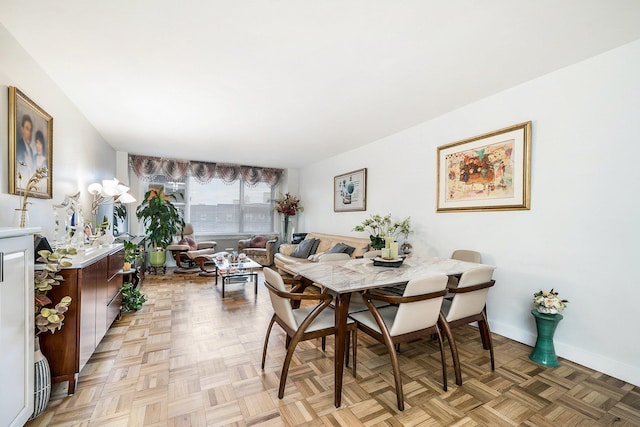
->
444 139 514 201
437 122 531 212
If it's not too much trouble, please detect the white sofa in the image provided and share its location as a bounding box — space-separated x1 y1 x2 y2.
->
274 232 371 275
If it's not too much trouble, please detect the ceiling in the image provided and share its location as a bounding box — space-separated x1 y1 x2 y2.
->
2 1 640 169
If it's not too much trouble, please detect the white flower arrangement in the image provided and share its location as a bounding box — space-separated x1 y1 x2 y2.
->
533 289 568 314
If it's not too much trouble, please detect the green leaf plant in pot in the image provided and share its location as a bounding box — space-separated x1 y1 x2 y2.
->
135 188 185 270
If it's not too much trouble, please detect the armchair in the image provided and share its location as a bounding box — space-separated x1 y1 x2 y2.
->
238 234 278 266
166 223 217 273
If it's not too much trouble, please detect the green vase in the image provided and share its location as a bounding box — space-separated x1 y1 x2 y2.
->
529 309 563 367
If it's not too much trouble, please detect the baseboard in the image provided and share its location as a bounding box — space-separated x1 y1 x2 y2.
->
490 319 640 387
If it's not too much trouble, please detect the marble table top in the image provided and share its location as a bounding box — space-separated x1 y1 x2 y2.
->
287 255 490 293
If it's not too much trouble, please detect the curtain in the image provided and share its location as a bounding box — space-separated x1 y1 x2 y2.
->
190 161 217 184
129 154 283 186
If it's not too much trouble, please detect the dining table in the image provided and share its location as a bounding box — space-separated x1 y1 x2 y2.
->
285 255 490 408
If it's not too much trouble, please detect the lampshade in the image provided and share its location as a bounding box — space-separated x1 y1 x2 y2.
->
101 178 119 197
87 182 103 195
117 192 136 204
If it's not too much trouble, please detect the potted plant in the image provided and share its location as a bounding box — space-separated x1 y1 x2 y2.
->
135 188 185 270
121 282 147 312
529 289 569 367
353 214 411 250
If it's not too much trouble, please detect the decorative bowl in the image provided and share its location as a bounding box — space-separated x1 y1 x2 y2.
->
372 256 405 268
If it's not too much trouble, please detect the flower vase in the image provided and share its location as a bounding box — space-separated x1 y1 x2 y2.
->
13 208 29 228
29 336 51 420
529 309 563 367
281 215 291 244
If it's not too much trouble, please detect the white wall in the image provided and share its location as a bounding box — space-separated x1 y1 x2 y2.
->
298 39 640 386
0 24 116 237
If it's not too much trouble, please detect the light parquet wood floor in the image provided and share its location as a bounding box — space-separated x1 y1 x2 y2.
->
26 269 640 427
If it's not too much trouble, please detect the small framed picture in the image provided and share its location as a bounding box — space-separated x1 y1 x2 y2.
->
9 86 53 199
334 168 367 212
437 121 531 212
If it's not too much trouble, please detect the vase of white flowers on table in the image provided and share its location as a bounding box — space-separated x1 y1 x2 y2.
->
529 288 568 367
353 214 411 250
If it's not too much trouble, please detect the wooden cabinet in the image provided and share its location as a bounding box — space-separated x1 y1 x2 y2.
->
40 247 124 394
0 231 34 427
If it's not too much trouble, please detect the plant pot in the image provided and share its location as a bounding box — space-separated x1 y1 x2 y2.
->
149 250 166 268
29 337 51 420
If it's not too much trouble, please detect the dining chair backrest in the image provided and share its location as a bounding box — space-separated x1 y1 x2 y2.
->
445 265 495 322
451 249 482 263
389 274 448 336
263 267 298 330
318 253 351 262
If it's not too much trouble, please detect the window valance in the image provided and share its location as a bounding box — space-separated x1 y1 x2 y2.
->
129 155 283 186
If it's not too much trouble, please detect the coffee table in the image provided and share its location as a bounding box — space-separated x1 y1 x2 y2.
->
207 257 261 298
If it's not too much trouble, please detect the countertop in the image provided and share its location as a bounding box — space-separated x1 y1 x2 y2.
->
36 243 124 269
0 227 41 239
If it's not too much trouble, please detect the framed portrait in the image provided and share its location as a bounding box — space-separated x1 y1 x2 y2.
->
9 86 53 199
334 168 367 212
437 121 531 212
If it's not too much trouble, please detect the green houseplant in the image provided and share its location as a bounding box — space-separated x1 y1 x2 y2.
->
121 282 147 312
135 188 185 269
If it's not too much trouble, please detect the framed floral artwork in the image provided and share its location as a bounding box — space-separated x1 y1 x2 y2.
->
8 86 53 199
437 121 531 212
334 168 367 212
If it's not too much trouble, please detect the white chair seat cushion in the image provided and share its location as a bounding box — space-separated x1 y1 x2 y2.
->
185 248 219 259
349 306 398 335
293 306 354 333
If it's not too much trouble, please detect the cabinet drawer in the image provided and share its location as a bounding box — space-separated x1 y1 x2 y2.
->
107 249 124 280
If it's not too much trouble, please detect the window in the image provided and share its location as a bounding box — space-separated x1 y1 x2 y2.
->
146 176 275 234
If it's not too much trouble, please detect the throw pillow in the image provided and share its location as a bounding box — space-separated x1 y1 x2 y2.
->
178 237 197 251
328 242 355 256
309 238 321 255
249 235 268 248
290 238 316 259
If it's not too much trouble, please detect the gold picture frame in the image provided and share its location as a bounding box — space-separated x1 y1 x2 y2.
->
334 168 367 212
437 121 531 212
9 86 53 199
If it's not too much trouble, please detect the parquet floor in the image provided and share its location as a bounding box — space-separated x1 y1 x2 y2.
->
26 269 640 426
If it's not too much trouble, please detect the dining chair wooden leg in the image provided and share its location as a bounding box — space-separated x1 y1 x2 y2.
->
345 331 350 367
352 328 357 378
321 336 326 351
278 334 303 399
439 312 462 386
261 315 276 369
384 335 405 411
478 307 491 350
435 326 448 391
480 310 495 370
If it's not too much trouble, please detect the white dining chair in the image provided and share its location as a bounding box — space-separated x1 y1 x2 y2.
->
349 274 449 411
261 267 357 398
440 265 496 386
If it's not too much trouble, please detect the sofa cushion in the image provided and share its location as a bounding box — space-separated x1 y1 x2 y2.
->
249 235 268 248
178 237 198 250
310 238 321 255
290 238 317 259
328 242 356 256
